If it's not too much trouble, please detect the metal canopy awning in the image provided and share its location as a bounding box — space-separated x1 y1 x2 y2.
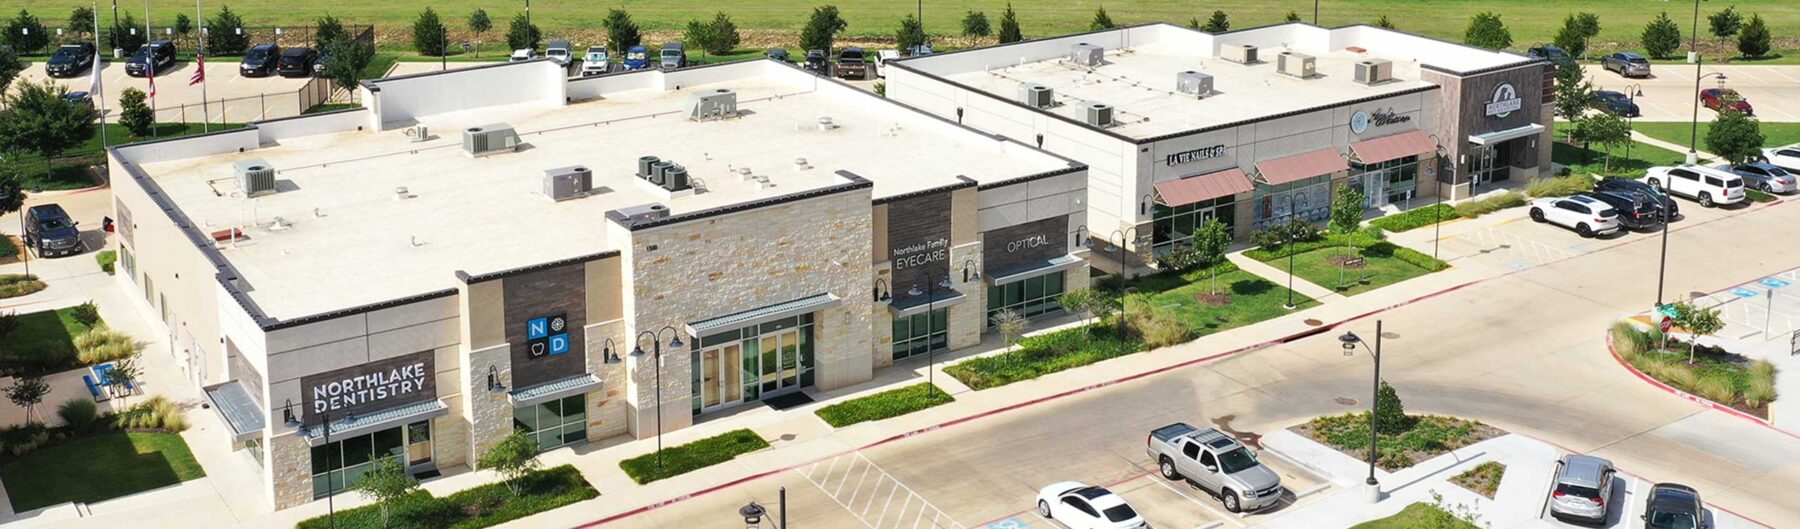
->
1468 124 1545 146
988 254 1088 286
1153 169 1253 207
300 399 449 446
203 381 266 444
887 290 967 317
687 293 841 338
1256 148 1350 185
509 374 603 408
1350 130 1437 164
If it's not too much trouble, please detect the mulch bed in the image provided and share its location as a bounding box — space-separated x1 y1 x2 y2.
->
1194 292 1232 306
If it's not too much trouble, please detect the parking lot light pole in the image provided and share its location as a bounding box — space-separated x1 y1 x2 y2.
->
907 274 955 395
1427 134 1446 261
1278 194 1299 310
631 326 685 473
1339 321 1384 503
1624 84 1644 162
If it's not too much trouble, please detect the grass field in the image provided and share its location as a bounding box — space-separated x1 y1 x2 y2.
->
1552 121 1691 178
1 432 204 512
1633 121 1800 154
2 306 97 374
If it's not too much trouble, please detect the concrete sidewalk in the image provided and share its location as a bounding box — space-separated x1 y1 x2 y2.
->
1632 130 1721 164
1228 251 1339 303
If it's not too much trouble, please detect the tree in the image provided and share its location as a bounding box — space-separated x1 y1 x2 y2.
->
205 6 250 55
0 45 23 101
1642 12 1683 60
1706 108 1764 165
173 13 192 39
1553 15 1589 59
1552 59 1594 128
467 9 491 58
320 37 372 92
1737 13 1771 59
602 9 641 55
683 19 712 59
119 88 154 137
1058 288 1100 326
1373 381 1409 435
799 5 848 53
1200 11 1230 33
69 6 96 37
1090 7 1115 31
351 457 419 527
1668 300 1724 364
107 12 148 54
704 12 741 56
0 169 22 226
412 8 448 57
0 80 97 180
1286 11 1303 23
6 376 48 425
997 3 1022 44
315 15 349 51
505 13 541 52
1570 112 1631 171
5 10 49 54
1463 12 1512 50
1330 181 1365 234
990 309 1026 354
1193 218 1233 295
1708 5 1744 48
961 11 990 37
1575 12 1601 40
478 430 542 496
897 14 927 54
1373 15 1395 30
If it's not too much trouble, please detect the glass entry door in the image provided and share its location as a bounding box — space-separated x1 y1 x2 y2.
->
696 344 743 414
759 329 803 397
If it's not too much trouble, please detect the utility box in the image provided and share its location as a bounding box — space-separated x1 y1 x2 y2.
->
1176 71 1214 96
1277 51 1316 78
462 124 521 157
234 159 277 197
542 165 593 201
1354 59 1393 85
1222 44 1259 64
1017 83 1055 108
1070 43 1104 67
1083 101 1115 128
689 88 739 121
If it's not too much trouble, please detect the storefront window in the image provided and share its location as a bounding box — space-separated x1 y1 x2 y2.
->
1151 197 1236 256
513 394 587 452
892 308 948 360
311 426 406 498
986 271 1066 324
1252 177 1332 229
1351 155 1421 208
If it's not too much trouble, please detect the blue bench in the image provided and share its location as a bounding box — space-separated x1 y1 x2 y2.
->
81 374 104 400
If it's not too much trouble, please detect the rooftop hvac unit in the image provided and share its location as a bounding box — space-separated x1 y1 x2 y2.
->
1354 58 1394 85
1222 44 1259 64
637 156 660 177
1082 101 1114 128
1175 71 1214 96
233 159 276 197
647 160 675 186
1017 83 1055 108
1277 52 1316 79
662 166 691 192
462 124 520 157
616 203 670 224
1070 43 1104 67
542 165 593 202
689 88 739 121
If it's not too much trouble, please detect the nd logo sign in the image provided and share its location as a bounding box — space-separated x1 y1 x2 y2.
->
527 313 570 359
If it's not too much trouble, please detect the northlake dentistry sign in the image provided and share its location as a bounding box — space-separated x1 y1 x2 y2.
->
300 350 436 424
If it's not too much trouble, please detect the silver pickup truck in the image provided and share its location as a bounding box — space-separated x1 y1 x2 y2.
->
1146 423 1283 513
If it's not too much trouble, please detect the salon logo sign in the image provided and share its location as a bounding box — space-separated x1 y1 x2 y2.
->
526 313 571 360
1351 108 1412 134
1485 83 1523 118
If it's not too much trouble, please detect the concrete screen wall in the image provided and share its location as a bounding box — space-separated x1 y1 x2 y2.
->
369 61 567 128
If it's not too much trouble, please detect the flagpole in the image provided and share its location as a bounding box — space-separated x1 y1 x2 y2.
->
93 2 109 148
195 0 208 132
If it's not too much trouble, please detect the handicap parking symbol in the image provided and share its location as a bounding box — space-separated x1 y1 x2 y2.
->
1761 277 1791 289
987 518 1030 529
1732 288 1759 298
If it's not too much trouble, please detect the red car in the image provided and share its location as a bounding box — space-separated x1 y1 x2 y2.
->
1700 88 1754 115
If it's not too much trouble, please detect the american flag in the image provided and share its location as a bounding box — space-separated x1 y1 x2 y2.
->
147 60 157 98
189 53 205 85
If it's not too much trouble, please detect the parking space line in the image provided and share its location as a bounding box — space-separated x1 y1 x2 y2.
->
797 452 965 529
1147 476 1245 528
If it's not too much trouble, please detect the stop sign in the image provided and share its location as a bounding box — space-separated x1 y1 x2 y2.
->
1660 316 1675 333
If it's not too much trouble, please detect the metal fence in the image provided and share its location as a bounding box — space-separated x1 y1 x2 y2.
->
151 83 359 125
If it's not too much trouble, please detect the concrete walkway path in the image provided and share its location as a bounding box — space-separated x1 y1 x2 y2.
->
1632 130 1723 164
1228 251 1339 303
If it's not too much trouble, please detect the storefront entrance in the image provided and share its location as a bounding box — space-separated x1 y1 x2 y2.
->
1472 140 1516 189
693 314 816 416
311 421 433 498
696 344 744 413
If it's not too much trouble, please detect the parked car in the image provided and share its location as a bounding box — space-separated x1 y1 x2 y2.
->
1591 90 1640 117
1146 423 1282 513
62 91 94 109
1549 454 1616 525
1762 144 1800 173
276 47 317 78
239 43 280 77
1584 191 1661 231
545 40 573 67
581 46 611 76
23 204 82 257
623 45 651 70
834 47 870 79
766 48 791 63
1641 483 1705 529
1527 45 1574 66
876 49 900 78
1699 88 1753 115
509 48 536 62
124 40 176 77
1596 177 1680 221
659 42 688 70
45 43 97 78
1034 482 1149 529
1645 165 1745 207
1601 52 1652 77
907 43 935 57
803 49 830 75
312 47 335 76
1717 162 1797 194
1531 195 1622 237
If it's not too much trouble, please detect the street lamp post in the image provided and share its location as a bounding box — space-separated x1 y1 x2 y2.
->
1104 227 1141 280
1277 194 1299 310
1426 134 1446 261
1623 84 1645 162
1338 321 1385 504
907 275 955 395
630 326 686 473
737 487 787 529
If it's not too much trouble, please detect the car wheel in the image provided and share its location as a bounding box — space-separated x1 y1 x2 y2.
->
1159 456 1180 480
1577 223 1593 238
1223 490 1242 513
1699 193 1714 208
1037 500 1051 518
1530 208 1546 222
1762 182 1775 193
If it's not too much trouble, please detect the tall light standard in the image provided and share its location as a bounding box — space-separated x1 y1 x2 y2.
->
1664 71 1727 308
1687 67 1729 165
1623 84 1645 162
1275 194 1300 310
1338 321 1385 504
630 326 685 473
1104 227 1141 280
1426 134 1446 261
907 274 955 395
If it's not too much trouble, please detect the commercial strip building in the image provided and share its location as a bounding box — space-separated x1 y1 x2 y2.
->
107 58 1087 509
886 22 1553 260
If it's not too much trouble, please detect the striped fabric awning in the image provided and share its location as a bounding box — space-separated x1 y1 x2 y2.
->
1256 149 1350 185
1350 130 1437 164
1153 168 1254 206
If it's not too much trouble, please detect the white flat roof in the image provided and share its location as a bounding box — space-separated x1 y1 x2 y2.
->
132 63 1070 320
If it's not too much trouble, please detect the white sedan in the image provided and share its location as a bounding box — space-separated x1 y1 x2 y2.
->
1765 144 1800 173
1529 195 1622 237
1035 482 1151 529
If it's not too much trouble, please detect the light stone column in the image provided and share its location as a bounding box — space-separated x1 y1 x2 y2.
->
947 241 984 350
431 403 469 468
269 430 313 510
465 343 513 464
585 320 631 441
629 333 693 440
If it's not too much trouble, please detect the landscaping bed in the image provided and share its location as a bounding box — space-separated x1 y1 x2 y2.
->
1610 322 1777 418
945 325 1141 390
1451 191 1527 219
618 429 769 484
815 383 953 428
0 274 47 299
1292 413 1504 471
1350 502 1479 529
1450 461 1507 499
0 306 100 376
295 465 598 529
1369 204 1461 233
1132 266 1319 334
0 432 204 512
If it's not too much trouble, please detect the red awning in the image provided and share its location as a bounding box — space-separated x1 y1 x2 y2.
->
1350 130 1436 165
1154 168 1254 206
1255 149 1350 185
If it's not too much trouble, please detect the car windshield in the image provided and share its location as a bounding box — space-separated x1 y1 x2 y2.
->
627 51 647 60
1101 504 1139 522
52 47 80 60
38 218 72 230
1218 447 1259 474
130 48 151 61
1629 57 1650 65
1647 510 1698 529
246 48 271 61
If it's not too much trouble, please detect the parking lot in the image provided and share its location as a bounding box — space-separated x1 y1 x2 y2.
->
21 60 317 123
1584 64 1800 122
1532 471 1766 529
1432 187 1758 274
1693 269 1800 342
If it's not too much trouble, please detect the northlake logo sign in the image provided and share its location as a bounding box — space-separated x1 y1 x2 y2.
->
527 313 571 360
1485 83 1522 118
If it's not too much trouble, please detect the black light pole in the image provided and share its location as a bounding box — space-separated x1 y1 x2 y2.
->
1313 0 1320 24
1339 321 1384 502
631 326 685 473
1105 227 1141 280
1426 134 1445 261
1624 84 1645 162
1278 194 1299 309
907 275 954 395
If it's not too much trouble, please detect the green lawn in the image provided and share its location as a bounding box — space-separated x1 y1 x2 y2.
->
1 306 97 375
296 465 599 529
1350 503 1479 529
12 122 247 191
1551 122 1689 179
1131 267 1319 335
618 429 769 484
304 103 364 114
1632 121 1800 155
0 432 204 512
0 234 16 259
815 383 953 428
1261 244 1438 296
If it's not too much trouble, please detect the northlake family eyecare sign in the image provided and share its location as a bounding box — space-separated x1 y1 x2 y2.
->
886 192 953 306
300 350 436 425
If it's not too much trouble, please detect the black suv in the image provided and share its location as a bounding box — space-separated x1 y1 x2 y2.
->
1596 177 1681 221
1583 191 1660 231
277 47 317 78
803 49 829 76
125 40 177 77
240 43 281 77
46 43 97 78
1641 483 1703 529
1527 45 1575 66
1592 90 1641 117
24 204 82 257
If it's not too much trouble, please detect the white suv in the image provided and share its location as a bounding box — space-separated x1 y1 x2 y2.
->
1765 144 1800 173
1644 165 1744 207
1531 195 1622 237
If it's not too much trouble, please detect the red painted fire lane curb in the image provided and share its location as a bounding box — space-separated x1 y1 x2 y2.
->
578 200 1799 528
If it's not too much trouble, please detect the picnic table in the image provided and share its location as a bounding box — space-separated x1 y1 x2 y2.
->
86 362 136 400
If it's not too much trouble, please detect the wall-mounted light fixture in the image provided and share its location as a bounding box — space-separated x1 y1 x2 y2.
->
961 259 981 282
602 338 623 364
282 399 300 428
486 366 506 393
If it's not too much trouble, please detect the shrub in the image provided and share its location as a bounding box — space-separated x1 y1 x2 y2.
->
1452 192 1526 218
1388 243 1451 272
56 398 99 431
1368 204 1462 233
1692 375 1736 404
96 250 116 275
1651 361 1700 390
75 328 136 365
1526 174 1595 197
618 429 768 484
0 423 51 456
0 274 46 298
113 395 187 432
70 302 101 327
1610 321 1651 361
1746 375 1777 408
0 310 17 339
1374 382 1409 435
1128 308 1192 348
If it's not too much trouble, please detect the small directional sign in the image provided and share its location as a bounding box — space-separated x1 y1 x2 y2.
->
1732 288 1759 299
1658 304 1680 318
1760 277 1791 289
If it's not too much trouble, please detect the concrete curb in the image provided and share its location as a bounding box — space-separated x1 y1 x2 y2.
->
1602 329 1775 427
